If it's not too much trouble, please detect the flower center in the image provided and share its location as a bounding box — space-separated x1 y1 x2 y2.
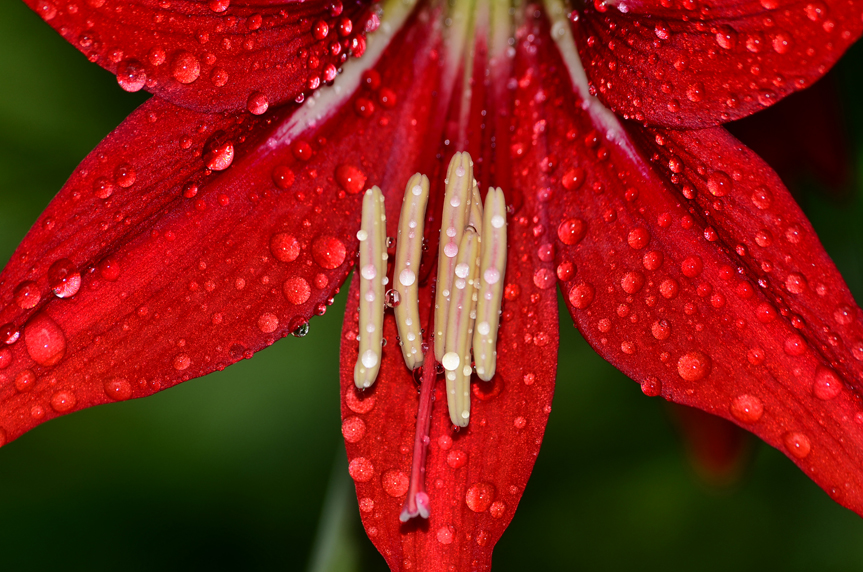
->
352 151 508 520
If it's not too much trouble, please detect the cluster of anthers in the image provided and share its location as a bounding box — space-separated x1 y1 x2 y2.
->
352 152 508 519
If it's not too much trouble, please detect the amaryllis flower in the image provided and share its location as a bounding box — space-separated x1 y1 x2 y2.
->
1 0 863 569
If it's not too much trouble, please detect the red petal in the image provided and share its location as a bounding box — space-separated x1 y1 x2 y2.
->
339 217 558 572
571 0 863 127
524 12 863 514
24 0 377 113
0 1 449 445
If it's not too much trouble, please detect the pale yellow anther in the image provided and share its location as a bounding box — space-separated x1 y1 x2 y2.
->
472 187 507 381
394 173 430 370
434 152 473 362
354 186 387 389
444 227 480 427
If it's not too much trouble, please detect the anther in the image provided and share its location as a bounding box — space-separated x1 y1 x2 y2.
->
444 227 480 427
394 173 430 370
354 186 387 388
434 152 473 362
472 187 507 381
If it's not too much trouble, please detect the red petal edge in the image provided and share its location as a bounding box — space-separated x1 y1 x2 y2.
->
519 7 863 514
24 0 377 113
572 0 863 127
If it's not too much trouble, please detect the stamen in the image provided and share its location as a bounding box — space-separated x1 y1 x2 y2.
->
354 186 387 388
444 227 480 427
394 173 430 370
473 187 507 381
434 152 474 362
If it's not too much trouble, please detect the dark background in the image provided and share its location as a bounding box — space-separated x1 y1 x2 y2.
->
1 2 862 570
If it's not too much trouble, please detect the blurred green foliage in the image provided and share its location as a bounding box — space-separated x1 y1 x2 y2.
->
1 2 862 570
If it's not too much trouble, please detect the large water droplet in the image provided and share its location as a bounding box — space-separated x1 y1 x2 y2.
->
312 235 347 269
677 351 711 381
15 369 35 392
246 91 269 115
533 268 555 290
342 416 366 443
348 457 374 482
14 281 41 310
50 390 77 412
346 387 376 413
116 59 147 92
283 276 311 305
730 394 764 423
465 482 495 513
382 469 409 497
813 366 842 400
436 526 455 545
24 313 66 366
557 218 586 245
271 233 301 262
171 51 201 83
258 313 279 333
335 164 367 194
48 259 81 298
446 449 467 468
568 282 594 309
784 431 811 458
104 377 132 401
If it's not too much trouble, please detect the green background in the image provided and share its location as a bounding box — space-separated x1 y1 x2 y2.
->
1 2 862 570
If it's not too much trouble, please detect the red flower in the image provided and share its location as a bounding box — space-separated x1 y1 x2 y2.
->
2 0 863 570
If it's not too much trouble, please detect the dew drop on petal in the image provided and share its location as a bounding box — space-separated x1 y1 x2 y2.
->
48 259 81 298
730 394 764 423
465 482 496 512
533 268 555 289
557 218 586 245
271 233 301 262
171 51 201 83
436 526 455 545
359 498 374 512
568 282 594 309
335 164 367 194
382 469 409 497
283 277 311 305
258 313 279 333
312 235 347 269
784 431 811 458
341 416 366 443
15 369 35 392
272 165 295 189
246 91 269 115
677 351 711 381
446 450 467 468
173 354 191 370
14 281 40 309
50 390 77 413
346 388 375 413
24 313 66 367
104 377 132 401
707 171 732 197
348 457 374 482
813 366 842 400
116 59 148 92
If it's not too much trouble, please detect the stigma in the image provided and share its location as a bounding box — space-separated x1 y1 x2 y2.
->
353 152 508 427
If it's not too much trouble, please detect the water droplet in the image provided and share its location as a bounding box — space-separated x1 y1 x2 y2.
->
35 0 57 20
258 313 279 333
1 324 20 345
272 165 295 189
208 0 230 12
335 164 367 194
677 351 711 381
465 482 495 512
104 377 132 401
533 268 555 289
681 256 703 278
627 228 650 249
751 186 772 209
730 394 764 423
24 313 66 367
568 282 595 309
48 259 81 298
833 304 854 325
271 233 301 262
514 416 527 429
14 281 41 309
15 369 35 392
348 457 374 482
772 31 792 53
659 278 679 299
385 289 400 308
353 97 375 118
784 431 811 458
312 235 347 269
651 319 671 340
382 469 409 497
246 91 269 115
436 526 455 545
210 67 229 86
50 390 77 413
359 497 374 512
813 366 842 400
283 277 311 305
173 353 191 370
116 59 147 92
171 51 201 83
341 416 366 443
707 171 732 197
557 218 586 245
755 302 778 323
98 257 121 281
446 449 467 468
785 272 807 294
561 167 585 190
0 348 11 370
621 271 645 294
204 139 234 171
643 250 663 271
